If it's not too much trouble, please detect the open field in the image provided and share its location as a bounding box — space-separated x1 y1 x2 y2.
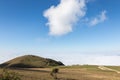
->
0 65 120 80
105 66 120 71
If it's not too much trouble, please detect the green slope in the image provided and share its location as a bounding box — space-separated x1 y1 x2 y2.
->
0 55 64 68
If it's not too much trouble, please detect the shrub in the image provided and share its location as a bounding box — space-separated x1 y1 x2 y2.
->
0 68 21 80
50 68 59 80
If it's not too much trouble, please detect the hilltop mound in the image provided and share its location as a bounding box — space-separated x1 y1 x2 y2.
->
0 55 64 68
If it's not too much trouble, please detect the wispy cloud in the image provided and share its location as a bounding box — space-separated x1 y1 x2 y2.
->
89 10 107 26
44 0 86 36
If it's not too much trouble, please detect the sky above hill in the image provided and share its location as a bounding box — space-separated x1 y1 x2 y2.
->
0 0 120 65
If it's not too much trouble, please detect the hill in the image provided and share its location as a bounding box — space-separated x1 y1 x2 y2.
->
0 55 64 68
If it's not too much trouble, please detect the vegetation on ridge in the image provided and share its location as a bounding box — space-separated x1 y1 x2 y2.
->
0 55 64 68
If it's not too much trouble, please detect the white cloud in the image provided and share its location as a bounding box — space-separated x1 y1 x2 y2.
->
44 0 107 36
44 0 86 36
89 10 107 26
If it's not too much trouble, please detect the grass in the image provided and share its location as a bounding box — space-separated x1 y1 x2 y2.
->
105 66 120 71
0 55 64 68
0 65 120 80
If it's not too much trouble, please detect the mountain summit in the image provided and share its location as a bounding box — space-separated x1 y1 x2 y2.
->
0 55 64 68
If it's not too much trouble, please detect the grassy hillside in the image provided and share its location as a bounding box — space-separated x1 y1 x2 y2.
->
0 65 120 80
0 55 64 68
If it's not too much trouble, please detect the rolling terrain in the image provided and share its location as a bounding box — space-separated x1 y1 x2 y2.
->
0 55 120 80
0 65 120 80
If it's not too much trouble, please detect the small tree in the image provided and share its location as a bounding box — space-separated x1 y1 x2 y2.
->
50 68 59 80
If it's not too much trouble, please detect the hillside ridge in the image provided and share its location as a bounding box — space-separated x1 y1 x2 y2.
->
0 55 64 68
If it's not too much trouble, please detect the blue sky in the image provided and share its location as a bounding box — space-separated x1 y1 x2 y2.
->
0 0 120 65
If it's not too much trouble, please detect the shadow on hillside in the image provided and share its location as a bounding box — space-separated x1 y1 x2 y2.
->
11 68 50 73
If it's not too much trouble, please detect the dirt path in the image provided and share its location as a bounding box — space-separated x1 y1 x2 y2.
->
98 66 120 74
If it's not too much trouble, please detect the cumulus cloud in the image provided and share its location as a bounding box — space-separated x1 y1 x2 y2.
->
44 0 86 36
89 10 107 26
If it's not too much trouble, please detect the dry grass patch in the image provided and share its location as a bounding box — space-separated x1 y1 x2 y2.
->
0 65 120 80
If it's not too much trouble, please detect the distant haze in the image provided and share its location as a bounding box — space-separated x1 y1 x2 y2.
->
1 53 120 66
